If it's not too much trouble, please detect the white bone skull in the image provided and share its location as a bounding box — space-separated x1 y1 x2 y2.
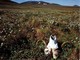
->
44 35 59 59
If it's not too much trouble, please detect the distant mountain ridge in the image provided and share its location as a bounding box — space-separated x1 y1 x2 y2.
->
21 1 61 6
0 0 79 7
73 5 79 7
0 0 18 5
21 1 50 5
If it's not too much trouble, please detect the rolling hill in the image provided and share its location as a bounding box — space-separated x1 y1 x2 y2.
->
0 0 18 5
0 1 79 9
21 1 50 5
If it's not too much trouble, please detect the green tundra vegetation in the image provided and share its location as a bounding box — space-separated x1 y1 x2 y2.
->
0 2 80 60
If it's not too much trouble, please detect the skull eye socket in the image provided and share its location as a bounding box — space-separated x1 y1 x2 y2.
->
46 50 49 52
55 54 58 56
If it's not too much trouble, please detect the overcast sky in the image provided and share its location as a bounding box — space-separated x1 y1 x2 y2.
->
11 0 80 6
